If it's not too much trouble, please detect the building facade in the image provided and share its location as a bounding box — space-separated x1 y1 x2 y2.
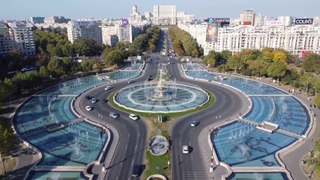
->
179 14 320 56
102 25 118 46
215 25 320 55
67 21 103 45
153 5 177 25
0 22 36 56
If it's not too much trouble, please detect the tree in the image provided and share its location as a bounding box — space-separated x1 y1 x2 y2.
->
261 47 275 62
104 50 125 66
0 121 16 154
81 61 92 72
220 50 232 62
302 53 320 73
228 55 244 73
47 57 66 77
39 66 49 78
203 50 219 67
300 72 317 93
0 80 14 104
267 60 287 79
273 51 288 64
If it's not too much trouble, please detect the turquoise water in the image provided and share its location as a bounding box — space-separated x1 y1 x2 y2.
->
228 172 289 180
187 70 285 94
213 122 296 167
28 122 107 166
13 62 144 179
15 97 76 133
115 83 208 112
245 96 310 135
28 172 87 180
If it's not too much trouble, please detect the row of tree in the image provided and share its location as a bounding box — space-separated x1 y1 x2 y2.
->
202 48 320 107
130 26 161 54
103 26 161 66
169 27 203 57
34 29 103 57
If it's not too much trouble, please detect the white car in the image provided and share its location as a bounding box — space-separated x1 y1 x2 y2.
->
91 98 97 104
85 106 92 111
129 114 139 121
109 112 119 119
104 86 111 91
190 121 200 127
182 145 189 154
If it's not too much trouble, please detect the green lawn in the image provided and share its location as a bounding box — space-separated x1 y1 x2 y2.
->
144 151 170 179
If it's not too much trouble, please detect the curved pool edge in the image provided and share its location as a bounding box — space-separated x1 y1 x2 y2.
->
181 63 312 180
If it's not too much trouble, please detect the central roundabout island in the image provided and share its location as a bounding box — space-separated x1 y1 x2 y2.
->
113 69 209 113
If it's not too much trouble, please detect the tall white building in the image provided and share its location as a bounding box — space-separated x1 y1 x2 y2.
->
0 22 16 56
102 25 118 46
240 10 256 25
3 22 36 56
215 25 320 56
153 5 177 25
67 20 103 45
130 5 143 23
180 19 320 56
116 23 132 43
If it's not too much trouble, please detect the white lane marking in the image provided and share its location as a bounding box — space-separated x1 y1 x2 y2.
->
125 144 128 151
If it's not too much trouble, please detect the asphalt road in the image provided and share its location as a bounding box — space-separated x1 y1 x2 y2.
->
168 60 245 180
76 29 246 180
77 60 158 180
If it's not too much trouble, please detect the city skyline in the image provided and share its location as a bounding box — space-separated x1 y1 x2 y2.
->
1 0 320 20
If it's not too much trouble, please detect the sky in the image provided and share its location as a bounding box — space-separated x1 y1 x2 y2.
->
1 0 319 20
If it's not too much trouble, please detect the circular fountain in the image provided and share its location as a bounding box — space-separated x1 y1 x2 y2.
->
114 67 209 113
149 135 169 156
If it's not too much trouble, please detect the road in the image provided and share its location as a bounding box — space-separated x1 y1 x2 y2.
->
76 60 158 180
168 60 246 180
76 29 246 180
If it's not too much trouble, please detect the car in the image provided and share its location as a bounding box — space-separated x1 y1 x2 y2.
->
190 121 200 127
129 114 139 121
104 86 111 90
128 80 133 84
182 145 189 154
147 75 153 81
85 95 92 100
132 165 141 177
109 112 119 119
85 106 92 111
91 98 97 104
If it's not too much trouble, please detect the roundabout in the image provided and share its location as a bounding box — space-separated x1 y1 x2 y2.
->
11 54 313 180
114 69 209 113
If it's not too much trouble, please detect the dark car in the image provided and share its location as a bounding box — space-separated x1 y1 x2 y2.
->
132 165 142 177
147 75 153 81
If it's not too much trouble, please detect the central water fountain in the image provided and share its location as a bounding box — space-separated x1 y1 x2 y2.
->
114 64 209 113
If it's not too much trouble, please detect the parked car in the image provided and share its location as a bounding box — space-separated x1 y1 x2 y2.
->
129 114 139 121
85 106 92 111
190 121 200 127
182 145 189 154
109 112 119 119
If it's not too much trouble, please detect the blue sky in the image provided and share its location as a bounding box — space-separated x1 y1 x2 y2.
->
1 0 319 20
